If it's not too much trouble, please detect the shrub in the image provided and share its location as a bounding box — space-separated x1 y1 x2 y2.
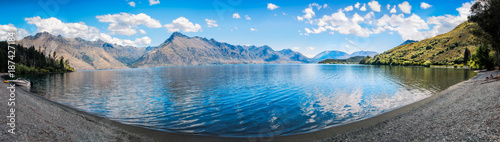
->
469 44 496 69
423 61 432 67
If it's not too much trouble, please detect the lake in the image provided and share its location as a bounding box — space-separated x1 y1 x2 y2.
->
24 64 476 137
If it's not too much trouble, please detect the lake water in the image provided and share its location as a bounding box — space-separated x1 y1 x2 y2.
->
24 64 476 137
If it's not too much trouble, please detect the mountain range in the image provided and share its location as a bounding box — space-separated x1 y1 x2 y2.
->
18 32 316 70
18 32 146 70
313 50 378 61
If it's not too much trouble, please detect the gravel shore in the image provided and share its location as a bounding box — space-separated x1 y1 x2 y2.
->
0 70 498 142
318 70 500 142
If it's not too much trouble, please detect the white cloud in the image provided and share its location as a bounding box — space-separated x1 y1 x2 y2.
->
297 7 315 21
149 0 160 6
307 10 371 37
390 5 397 13
0 24 30 41
368 1 381 12
360 3 367 11
344 6 354 12
421 2 432 9
232 13 241 19
164 17 202 32
25 16 150 46
134 36 151 45
96 13 162 36
372 1 474 40
398 1 412 14
355 2 361 8
139 29 146 34
267 3 279 10
128 1 135 7
306 47 315 50
205 19 218 27
250 28 257 31
387 4 391 10
297 0 474 42
292 47 300 51
245 15 251 20
309 3 324 10
346 38 355 45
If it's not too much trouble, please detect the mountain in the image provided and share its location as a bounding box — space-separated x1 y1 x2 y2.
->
313 50 378 61
313 50 350 60
277 49 315 63
361 21 481 66
18 32 146 70
350 51 378 57
398 40 419 46
130 32 313 67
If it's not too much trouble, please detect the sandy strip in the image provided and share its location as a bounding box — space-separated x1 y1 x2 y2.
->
0 70 499 142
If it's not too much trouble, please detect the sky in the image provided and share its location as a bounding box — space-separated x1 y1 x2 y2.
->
0 0 476 57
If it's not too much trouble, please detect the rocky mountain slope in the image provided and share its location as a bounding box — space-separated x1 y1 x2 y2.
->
18 32 146 70
130 32 313 67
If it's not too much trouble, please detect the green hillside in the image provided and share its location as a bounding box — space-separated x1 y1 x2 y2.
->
361 21 483 66
318 56 366 64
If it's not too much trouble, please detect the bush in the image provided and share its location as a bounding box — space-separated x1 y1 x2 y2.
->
469 44 496 69
403 61 412 66
423 61 432 67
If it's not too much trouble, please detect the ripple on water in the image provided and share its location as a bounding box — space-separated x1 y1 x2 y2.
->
24 64 476 137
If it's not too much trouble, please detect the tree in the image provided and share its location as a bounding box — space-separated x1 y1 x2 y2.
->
59 56 65 70
469 0 500 67
464 47 471 65
470 44 496 69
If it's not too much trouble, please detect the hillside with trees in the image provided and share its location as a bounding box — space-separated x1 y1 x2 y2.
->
361 0 499 70
0 41 74 75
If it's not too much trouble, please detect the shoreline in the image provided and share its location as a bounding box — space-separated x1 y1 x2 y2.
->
1 70 499 141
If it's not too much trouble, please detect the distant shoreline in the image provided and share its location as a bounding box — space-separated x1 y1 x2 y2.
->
1 70 498 141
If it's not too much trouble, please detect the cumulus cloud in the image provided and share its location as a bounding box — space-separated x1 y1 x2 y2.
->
245 15 251 20
376 14 429 40
398 1 412 14
128 1 135 7
232 13 241 19
368 1 381 12
267 3 279 10
96 13 162 36
25 16 150 46
297 3 326 21
390 5 397 13
134 36 151 45
373 1 473 40
305 10 371 37
0 24 30 41
309 3 325 10
205 19 218 27
139 29 146 34
387 4 391 10
164 17 202 32
421 2 432 9
344 6 354 12
298 0 473 42
250 28 257 31
355 2 361 8
360 3 367 11
149 0 160 6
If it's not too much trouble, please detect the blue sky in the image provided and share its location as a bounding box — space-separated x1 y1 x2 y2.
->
0 0 475 57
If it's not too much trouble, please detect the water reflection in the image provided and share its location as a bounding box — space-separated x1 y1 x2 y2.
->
24 64 476 137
